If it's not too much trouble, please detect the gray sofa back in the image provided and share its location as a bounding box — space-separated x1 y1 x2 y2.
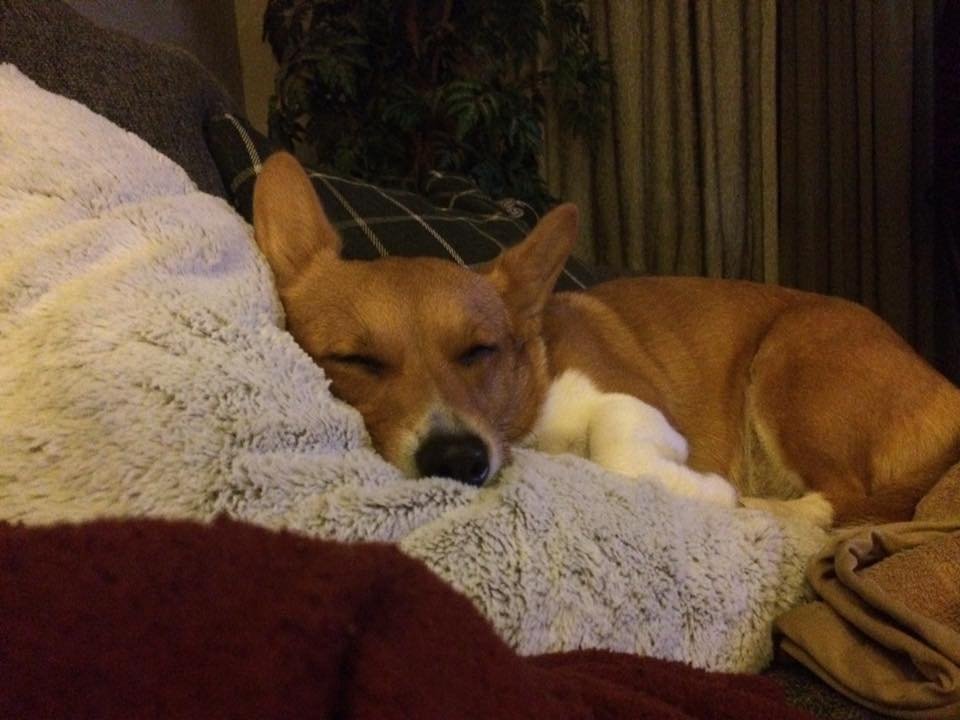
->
0 0 236 198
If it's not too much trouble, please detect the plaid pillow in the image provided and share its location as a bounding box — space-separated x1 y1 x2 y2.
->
204 114 596 291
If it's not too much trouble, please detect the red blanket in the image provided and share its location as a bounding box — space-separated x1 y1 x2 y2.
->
0 517 811 719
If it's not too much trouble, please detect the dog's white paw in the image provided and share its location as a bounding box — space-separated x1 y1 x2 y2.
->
634 462 739 508
697 473 740 508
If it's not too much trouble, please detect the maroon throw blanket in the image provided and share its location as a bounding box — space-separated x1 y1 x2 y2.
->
0 517 811 719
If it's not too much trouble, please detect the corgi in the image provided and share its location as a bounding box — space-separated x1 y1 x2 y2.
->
252 152 960 526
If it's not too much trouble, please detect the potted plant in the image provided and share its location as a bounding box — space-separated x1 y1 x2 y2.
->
263 0 610 211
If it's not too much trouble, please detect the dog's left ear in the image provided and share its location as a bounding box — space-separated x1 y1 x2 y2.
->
253 151 342 289
486 203 579 324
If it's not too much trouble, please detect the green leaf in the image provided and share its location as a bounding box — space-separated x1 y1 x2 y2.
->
263 0 609 211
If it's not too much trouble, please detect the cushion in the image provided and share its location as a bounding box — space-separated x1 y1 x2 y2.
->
0 0 234 198
205 113 597 291
0 63 825 673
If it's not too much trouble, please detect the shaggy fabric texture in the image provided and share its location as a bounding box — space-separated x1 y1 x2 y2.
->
0 64 826 672
0 517 815 720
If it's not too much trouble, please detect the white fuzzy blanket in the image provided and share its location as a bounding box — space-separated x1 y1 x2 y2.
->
0 65 826 672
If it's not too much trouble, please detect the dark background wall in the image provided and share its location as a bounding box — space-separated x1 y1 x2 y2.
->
65 0 245 106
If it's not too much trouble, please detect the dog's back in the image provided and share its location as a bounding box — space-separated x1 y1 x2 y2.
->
543 276 960 524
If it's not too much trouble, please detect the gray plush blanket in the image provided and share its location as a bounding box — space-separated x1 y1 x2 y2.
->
0 65 826 672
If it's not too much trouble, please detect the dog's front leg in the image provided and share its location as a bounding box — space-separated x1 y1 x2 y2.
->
586 394 739 508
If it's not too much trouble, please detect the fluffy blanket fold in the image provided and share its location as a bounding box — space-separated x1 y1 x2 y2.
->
776 468 960 719
0 63 825 672
0 518 815 719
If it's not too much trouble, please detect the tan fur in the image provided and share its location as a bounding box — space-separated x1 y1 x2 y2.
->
546 278 960 524
253 153 559 479
253 153 960 525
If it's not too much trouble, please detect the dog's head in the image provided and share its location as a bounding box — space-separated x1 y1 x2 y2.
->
252 152 577 485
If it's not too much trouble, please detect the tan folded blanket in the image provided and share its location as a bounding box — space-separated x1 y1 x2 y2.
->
775 466 960 719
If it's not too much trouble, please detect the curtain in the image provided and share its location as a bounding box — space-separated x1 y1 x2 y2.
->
543 0 954 381
542 0 779 282
933 0 960 383
778 0 939 360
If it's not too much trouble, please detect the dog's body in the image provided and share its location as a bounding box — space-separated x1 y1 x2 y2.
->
538 278 960 524
253 152 960 526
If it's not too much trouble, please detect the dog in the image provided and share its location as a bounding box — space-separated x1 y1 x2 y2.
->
252 152 960 526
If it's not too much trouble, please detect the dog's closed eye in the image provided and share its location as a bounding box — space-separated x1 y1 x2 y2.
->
458 344 498 367
327 353 386 375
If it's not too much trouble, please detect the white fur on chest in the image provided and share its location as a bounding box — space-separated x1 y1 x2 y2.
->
526 369 738 507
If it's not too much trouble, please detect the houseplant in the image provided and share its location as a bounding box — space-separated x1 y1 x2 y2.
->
263 0 610 211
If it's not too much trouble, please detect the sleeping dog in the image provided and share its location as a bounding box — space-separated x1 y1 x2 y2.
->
252 152 960 527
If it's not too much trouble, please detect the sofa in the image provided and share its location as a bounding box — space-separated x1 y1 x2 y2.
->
2 2 954 718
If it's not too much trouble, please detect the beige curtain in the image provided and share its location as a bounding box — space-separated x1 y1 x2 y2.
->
543 0 779 282
546 1 942 367
778 0 938 354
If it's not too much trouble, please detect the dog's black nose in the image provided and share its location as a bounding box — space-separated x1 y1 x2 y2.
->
415 433 490 486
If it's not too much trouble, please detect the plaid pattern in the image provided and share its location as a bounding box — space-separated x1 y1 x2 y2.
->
204 114 596 290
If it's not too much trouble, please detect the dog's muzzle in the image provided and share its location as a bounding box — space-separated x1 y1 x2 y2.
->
415 432 490 487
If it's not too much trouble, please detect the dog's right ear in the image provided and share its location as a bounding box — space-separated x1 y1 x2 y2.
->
253 152 342 287
485 203 579 328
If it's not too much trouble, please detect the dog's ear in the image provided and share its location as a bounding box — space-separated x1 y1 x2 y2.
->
487 203 579 325
253 152 342 287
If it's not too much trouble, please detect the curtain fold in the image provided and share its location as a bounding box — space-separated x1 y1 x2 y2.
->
778 0 938 356
933 0 960 383
543 0 951 379
543 0 778 283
